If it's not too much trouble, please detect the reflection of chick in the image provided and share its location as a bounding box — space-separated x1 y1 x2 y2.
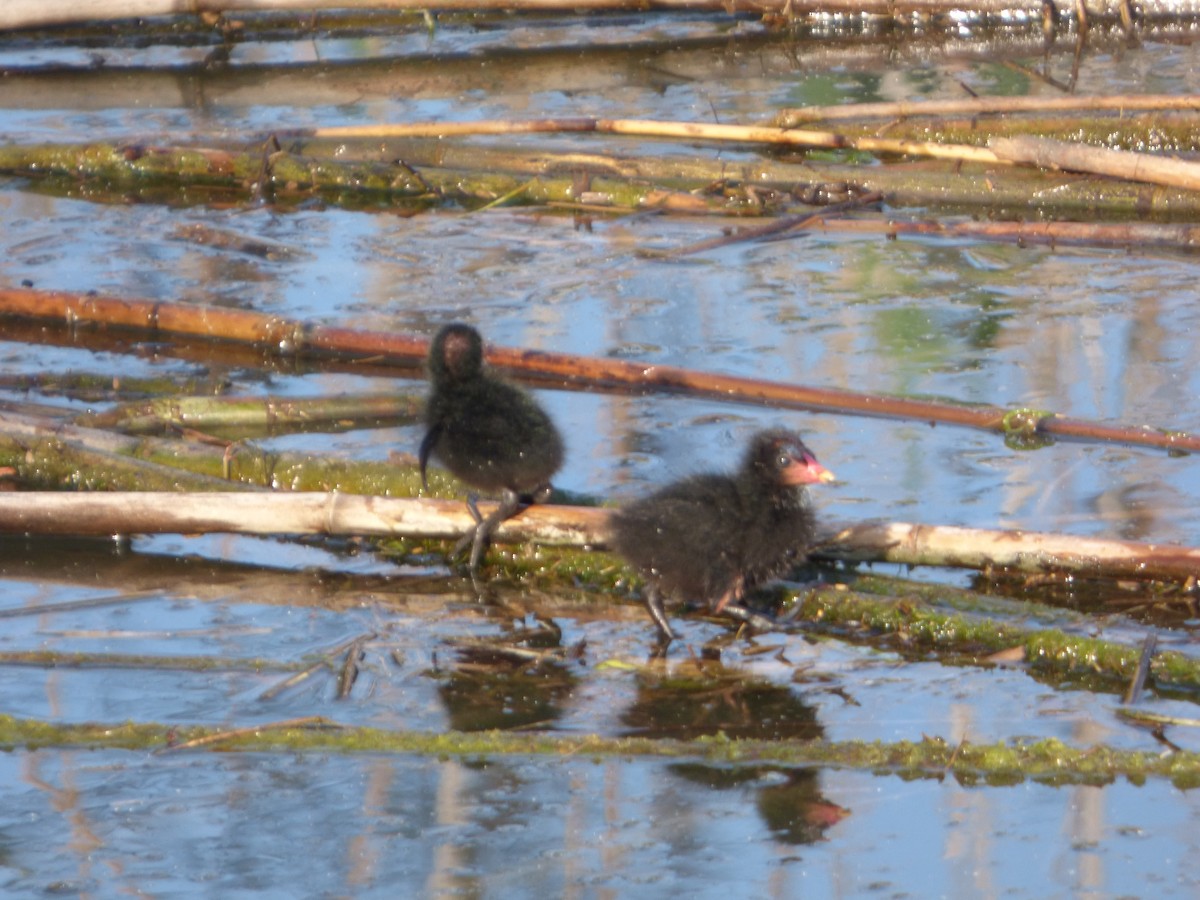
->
610 429 834 642
1092 482 1158 542
420 323 564 576
757 769 850 845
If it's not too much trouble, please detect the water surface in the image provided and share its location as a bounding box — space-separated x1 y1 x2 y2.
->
2 12 1200 898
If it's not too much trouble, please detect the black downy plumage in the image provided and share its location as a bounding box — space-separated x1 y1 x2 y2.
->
419 323 564 575
610 429 834 642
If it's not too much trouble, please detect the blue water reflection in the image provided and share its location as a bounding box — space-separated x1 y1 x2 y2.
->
1 750 1197 897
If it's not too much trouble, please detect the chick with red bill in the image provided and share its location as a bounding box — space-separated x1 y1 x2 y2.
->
609 429 835 642
419 323 565 577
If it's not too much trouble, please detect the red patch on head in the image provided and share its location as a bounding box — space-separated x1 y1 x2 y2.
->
780 451 835 486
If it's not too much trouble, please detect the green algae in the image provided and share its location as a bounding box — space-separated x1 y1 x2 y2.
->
0 371 227 402
75 392 423 438
1001 407 1056 450
796 584 1200 693
0 649 301 672
0 428 452 497
2 713 1198 787
9 137 1200 220
0 142 732 213
0 433 240 492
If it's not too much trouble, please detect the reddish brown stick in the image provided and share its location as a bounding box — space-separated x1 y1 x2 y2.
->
0 287 1196 453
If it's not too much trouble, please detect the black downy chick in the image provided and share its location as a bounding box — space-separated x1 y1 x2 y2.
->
419 323 565 576
609 429 834 642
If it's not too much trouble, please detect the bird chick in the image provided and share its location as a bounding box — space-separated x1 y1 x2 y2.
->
610 429 834 642
420 323 564 577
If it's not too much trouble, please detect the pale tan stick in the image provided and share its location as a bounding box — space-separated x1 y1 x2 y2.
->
991 135 1200 192
0 492 1198 583
307 116 1007 165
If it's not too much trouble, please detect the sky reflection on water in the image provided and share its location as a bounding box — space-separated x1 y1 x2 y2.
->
2 15 1200 899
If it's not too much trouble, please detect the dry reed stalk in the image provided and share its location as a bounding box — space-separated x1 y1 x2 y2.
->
305 117 1008 166
1 491 1198 582
991 135 1200 192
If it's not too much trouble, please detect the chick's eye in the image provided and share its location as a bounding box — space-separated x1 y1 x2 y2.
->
777 454 792 469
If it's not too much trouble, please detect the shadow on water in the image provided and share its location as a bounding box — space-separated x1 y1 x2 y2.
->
621 660 823 742
438 617 580 732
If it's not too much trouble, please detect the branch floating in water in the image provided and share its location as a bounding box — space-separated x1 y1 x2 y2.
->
0 491 1197 584
1 288 1198 454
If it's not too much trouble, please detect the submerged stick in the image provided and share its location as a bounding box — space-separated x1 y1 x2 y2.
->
1123 633 1159 705
0 406 442 498
162 716 334 753
0 492 1197 583
258 631 378 702
76 392 424 435
304 117 1008 166
0 405 254 493
257 660 327 702
772 93 1200 126
815 217 1200 252
336 633 375 700
0 648 298 672
0 589 165 619
1 288 1197 454
652 193 883 258
310 115 1200 192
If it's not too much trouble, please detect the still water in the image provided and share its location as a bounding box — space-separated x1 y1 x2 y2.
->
5 748 1200 897
2 11 1200 898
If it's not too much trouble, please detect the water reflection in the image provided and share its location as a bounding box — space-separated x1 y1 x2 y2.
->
7 747 1192 896
4 14 1200 897
621 661 823 742
669 763 850 845
435 615 579 731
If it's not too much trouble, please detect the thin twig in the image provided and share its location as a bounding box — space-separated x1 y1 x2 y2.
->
336 633 375 699
1122 633 1159 705
0 648 298 672
0 589 164 619
258 660 328 702
161 715 335 753
1115 708 1200 729
648 192 882 258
